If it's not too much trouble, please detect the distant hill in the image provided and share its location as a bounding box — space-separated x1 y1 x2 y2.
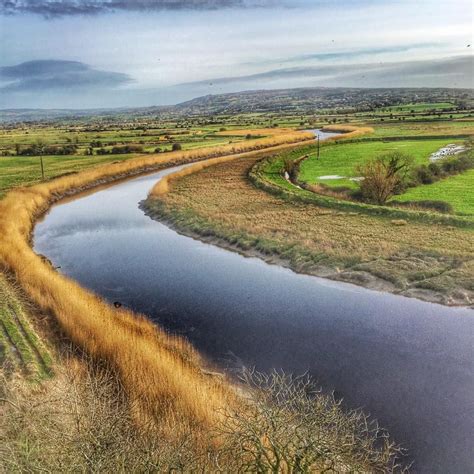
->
1 87 472 123
173 87 473 115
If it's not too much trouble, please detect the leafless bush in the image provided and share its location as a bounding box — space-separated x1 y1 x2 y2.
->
357 151 413 205
1 361 407 472
216 369 407 472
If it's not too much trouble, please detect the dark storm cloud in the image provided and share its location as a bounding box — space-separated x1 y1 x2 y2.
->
0 0 279 16
0 60 132 91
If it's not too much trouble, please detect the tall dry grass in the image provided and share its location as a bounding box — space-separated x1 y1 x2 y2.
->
150 132 315 196
150 126 372 196
0 130 313 433
322 124 374 138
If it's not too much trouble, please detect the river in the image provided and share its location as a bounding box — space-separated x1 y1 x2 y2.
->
33 139 473 472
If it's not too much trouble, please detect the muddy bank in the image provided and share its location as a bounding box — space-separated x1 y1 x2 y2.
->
140 200 473 307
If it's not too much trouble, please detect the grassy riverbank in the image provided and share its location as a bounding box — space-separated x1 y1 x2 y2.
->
1 132 317 429
0 129 405 471
143 153 474 306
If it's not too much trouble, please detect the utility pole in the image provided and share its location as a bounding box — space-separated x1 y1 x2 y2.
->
40 156 45 180
317 133 320 160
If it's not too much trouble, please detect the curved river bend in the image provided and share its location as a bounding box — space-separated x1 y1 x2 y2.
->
34 145 473 472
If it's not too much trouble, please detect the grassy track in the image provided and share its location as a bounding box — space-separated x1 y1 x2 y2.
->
0 274 53 379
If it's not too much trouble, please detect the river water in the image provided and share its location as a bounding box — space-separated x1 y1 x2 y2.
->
33 140 473 472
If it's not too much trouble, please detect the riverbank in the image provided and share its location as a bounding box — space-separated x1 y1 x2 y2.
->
0 134 298 465
142 155 474 306
0 132 318 421
1 130 405 471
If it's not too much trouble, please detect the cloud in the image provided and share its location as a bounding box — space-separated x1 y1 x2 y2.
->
1 56 471 109
257 44 442 66
179 55 474 90
0 59 132 91
0 0 282 16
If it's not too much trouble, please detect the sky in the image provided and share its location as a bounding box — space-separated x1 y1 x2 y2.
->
0 0 472 109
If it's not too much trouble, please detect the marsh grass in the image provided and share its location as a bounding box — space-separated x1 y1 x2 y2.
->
145 154 474 305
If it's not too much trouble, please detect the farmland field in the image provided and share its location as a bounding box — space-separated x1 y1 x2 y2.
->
395 169 474 216
298 138 462 188
0 153 141 196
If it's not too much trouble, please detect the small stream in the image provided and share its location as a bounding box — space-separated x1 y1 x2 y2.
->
33 135 473 473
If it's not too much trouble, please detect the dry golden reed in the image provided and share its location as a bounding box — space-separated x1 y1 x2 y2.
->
0 130 313 431
321 124 374 137
151 126 372 196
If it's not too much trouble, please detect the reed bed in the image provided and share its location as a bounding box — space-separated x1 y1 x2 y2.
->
322 124 374 137
0 130 313 432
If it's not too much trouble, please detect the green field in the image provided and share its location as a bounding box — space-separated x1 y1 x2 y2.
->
0 126 246 155
0 153 143 196
299 138 460 188
0 135 248 196
394 169 474 216
382 102 455 112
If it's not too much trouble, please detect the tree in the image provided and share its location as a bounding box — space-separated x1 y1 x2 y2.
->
172 142 182 151
356 151 413 205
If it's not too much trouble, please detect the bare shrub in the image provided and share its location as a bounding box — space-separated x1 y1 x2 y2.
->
1 363 406 472
217 369 407 472
357 151 413 205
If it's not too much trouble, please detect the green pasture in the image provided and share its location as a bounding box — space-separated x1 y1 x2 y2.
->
298 138 460 188
0 153 142 196
394 169 474 216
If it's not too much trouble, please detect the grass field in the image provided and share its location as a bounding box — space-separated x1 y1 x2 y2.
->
395 169 474 216
0 128 291 196
381 102 456 112
298 138 461 189
368 120 474 137
0 153 141 196
144 154 474 305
